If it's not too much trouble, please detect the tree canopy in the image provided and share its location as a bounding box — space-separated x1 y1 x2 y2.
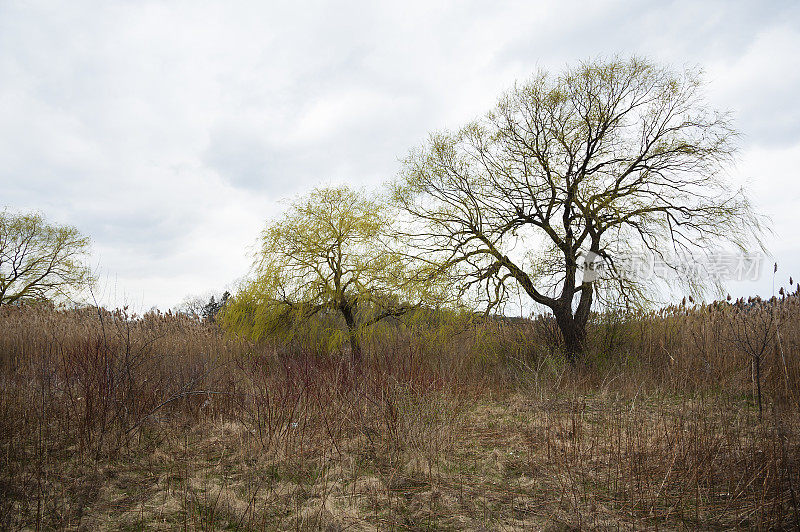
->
393 57 765 358
221 186 437 364
0 210 94 306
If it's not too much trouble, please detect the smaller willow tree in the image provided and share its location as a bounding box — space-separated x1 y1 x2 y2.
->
1 210 93 306
222 186 431 365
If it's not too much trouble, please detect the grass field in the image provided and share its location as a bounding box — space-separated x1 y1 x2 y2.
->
1 296 799 530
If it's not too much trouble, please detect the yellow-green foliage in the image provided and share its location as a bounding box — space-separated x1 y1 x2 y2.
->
220 186 451 352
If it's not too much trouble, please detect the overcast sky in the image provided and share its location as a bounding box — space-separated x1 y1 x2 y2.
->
2 0 799 310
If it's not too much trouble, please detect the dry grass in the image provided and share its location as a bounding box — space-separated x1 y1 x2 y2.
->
1 293 799 530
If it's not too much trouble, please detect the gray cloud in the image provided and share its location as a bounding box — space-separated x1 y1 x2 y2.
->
1 0 798 308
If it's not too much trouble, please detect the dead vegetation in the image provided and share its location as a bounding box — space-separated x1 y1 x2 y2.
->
1 293 799 530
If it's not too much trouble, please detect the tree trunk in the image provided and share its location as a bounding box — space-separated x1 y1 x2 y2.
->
340 303 363 367
551 279 594 362
554 308 587 362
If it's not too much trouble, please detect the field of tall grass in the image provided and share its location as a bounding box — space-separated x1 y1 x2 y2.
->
1 291 799 529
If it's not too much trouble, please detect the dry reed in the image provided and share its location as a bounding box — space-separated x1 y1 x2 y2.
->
1 291 798 529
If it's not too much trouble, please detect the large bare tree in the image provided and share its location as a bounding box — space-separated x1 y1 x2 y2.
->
393 57 764 359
